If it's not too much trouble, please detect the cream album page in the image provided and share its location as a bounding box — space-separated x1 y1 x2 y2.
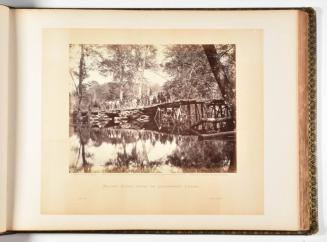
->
7 9 299 231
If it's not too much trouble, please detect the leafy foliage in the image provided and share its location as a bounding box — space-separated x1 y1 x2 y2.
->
162 44 235 104
69 44 236 112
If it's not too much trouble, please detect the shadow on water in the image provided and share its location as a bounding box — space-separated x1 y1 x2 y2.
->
69 124 236 173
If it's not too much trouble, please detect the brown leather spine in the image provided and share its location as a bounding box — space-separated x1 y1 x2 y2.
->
298 10 309 231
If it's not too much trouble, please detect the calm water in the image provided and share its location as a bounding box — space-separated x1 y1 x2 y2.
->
69 127 236 173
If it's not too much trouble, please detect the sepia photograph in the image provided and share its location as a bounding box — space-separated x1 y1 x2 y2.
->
69 44 236 173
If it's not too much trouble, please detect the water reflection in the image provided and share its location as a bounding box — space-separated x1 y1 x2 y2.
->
70 126 236 173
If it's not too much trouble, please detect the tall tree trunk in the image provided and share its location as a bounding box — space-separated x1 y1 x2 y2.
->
120 65 124 101
202 44 226 99
141 46 148 98
78 45 86 111
202 45 236 122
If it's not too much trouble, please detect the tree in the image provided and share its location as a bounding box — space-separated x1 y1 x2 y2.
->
202 44 235 106
96 45 158 102
162 45 220 100
162 44 235 105
69 44 99 111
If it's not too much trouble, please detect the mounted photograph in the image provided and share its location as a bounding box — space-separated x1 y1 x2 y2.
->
69 44 236 173
0 7 313 233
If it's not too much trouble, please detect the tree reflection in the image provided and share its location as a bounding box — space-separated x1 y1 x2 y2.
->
70 126 236 173
69 126 94 173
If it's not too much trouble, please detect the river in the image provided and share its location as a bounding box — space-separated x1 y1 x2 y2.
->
69 126 236 173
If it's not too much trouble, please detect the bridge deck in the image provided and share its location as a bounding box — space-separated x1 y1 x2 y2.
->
98 98 225 114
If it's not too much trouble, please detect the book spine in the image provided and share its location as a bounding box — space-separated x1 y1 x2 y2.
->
298 8 318 234
0 4 10 234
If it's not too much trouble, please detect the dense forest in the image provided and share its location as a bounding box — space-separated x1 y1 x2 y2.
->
69 44 236 113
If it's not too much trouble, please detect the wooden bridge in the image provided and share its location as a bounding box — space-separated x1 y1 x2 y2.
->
75 99 236 139
150 99 235 137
